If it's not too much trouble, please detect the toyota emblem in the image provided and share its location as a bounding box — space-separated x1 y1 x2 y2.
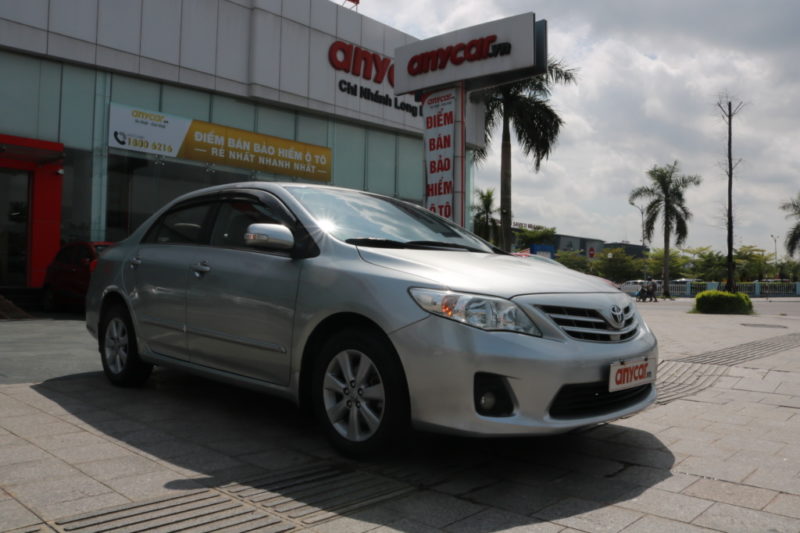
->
610 305 625 329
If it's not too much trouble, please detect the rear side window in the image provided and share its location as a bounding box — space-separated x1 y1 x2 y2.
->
143 202 215 245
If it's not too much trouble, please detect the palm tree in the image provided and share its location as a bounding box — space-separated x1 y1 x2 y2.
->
781 193 800 256
474 59 577 251
628 161 702 298
472 188 499 244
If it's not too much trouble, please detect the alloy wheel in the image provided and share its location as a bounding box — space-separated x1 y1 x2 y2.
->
104 317 129 375
322 349 385 442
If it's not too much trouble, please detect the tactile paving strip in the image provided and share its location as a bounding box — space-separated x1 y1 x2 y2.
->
655 332 800 404
53 490 293 533
656 361 728 404
219 462 413 526
679 333 800 366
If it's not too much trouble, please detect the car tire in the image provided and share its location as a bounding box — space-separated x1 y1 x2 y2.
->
99 304 152 387
312 328 409 457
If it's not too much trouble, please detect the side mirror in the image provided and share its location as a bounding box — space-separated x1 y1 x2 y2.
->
244 223 294 251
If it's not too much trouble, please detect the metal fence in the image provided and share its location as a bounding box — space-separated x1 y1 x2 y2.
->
656 281 800 298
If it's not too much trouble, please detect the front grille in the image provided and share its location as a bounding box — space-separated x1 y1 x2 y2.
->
538 305 638 342
549 382 652 419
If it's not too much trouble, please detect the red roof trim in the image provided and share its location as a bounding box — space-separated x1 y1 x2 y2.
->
0 134 64 152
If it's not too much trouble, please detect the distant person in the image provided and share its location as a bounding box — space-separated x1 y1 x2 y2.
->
646 277 658 302
636 284 647 302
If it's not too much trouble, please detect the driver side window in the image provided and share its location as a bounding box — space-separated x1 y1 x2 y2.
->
210 199 287 249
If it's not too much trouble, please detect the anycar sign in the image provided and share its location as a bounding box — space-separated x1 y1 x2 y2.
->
328 41 395 86
327 41 422 119
394 13 547 95
406 35 511 76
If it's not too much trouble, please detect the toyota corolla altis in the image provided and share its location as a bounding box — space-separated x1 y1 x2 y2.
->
86 182 657 455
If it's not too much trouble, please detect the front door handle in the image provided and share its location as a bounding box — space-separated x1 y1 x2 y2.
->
191 261 211 277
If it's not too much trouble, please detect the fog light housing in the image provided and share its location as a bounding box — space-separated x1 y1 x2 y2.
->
479 392 496 411
474 373 514 417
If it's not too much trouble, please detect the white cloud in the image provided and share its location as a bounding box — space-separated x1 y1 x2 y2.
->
353 0 800 257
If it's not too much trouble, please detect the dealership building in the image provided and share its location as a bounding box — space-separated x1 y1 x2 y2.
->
0 0 463 289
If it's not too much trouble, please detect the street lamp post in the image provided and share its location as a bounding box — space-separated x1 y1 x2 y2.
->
629 200 646 247
770 234 779 277
630 200 648 279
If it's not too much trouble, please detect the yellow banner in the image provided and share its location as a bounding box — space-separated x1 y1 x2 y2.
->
177 121 331 182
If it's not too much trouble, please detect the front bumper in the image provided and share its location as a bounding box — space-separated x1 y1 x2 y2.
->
389 312 658 436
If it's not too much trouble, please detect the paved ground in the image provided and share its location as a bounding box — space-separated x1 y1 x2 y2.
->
1 299 799 532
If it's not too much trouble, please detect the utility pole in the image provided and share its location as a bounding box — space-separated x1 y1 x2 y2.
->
717 94 744 292
771 233 779 277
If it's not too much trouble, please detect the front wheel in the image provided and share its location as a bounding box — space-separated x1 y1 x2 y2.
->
99 304 152 387
312 329 409 457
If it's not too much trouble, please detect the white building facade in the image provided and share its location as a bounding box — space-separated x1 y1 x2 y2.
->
0 0 437 287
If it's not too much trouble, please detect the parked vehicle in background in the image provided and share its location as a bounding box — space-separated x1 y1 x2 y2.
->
85 182 658 456
619 279 647 297
43 241 113 311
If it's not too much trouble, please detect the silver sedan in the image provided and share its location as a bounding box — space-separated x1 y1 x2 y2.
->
86 182 657 455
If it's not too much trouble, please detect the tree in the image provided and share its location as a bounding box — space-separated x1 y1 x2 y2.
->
474 59 577 252
778 258 800 281
593 248 645 283
472 188 499 244
515 225 556 251
781 193 800 257
734 245 770 281
643 248 687 283
554 250 590 273
717 94 744 291
629 161 702 298
682 246 726 281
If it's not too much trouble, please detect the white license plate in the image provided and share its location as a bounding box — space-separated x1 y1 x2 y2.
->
609 357 655 392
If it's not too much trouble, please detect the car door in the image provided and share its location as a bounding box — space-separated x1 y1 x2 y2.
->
125 199 216 361
185 193 302 385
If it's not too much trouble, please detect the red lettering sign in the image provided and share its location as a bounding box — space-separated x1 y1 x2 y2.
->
407 35 513 76
615 363 649 386
328 41 395 87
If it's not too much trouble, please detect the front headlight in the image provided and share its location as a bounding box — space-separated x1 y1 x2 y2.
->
409 288 542 336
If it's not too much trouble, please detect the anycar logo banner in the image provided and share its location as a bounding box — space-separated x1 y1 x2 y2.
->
108 103 332 182
394 13 539 95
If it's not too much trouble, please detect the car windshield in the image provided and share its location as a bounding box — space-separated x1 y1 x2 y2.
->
286 186 494 253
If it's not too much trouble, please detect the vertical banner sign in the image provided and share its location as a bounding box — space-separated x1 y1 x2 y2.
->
423 88 457 220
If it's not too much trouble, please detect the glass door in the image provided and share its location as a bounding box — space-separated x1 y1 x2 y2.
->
0 169 30 286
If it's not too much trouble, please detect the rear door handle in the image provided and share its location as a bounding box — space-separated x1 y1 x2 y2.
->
129 257 142 269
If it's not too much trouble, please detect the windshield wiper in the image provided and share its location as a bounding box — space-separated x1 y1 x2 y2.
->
345 238 409 248
405 240 486 252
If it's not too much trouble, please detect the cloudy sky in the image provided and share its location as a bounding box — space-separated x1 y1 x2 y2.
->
355 0 799 258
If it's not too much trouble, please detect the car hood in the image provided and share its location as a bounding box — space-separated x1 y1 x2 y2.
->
357 248 618 298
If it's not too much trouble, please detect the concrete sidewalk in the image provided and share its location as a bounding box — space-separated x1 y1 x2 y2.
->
1 299 800 532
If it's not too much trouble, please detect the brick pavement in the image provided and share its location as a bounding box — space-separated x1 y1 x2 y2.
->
1 299 799 532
